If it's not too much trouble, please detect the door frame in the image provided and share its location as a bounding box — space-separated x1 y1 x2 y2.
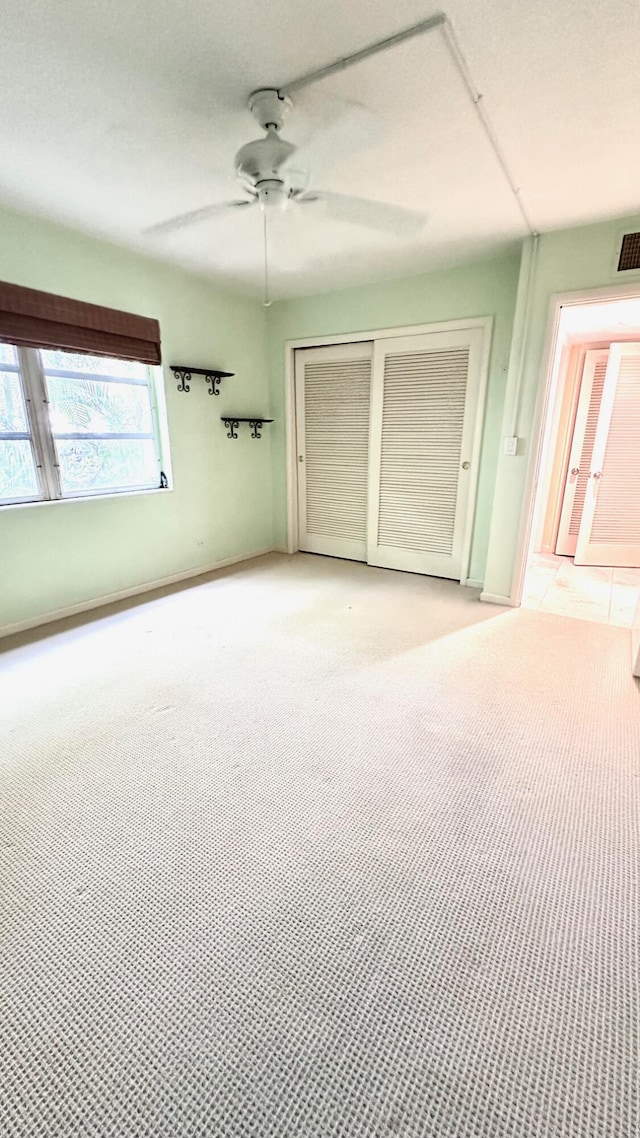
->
511 281 640 606
510 281 640 609
284 316 493 585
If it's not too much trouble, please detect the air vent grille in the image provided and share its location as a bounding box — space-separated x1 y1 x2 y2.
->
617 232 640 272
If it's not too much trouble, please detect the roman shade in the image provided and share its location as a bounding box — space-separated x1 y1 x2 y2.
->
0 280 161 365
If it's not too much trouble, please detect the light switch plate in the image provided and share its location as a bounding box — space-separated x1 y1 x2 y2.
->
504 436 518 456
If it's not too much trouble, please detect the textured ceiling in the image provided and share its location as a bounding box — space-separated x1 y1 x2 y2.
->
1 0 639 298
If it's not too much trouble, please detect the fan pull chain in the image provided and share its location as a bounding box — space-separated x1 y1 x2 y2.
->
262 208 271 308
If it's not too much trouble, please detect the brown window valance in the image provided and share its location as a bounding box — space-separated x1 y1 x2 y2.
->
0 280 161 365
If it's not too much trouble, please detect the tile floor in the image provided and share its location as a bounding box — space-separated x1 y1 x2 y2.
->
521 551 640 627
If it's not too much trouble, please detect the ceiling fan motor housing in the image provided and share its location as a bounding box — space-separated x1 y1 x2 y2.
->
234 132 296 185
235 125 302 207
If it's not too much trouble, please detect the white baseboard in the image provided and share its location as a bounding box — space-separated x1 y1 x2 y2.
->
464 578 484 589
0 546 276 639
480 591 514 607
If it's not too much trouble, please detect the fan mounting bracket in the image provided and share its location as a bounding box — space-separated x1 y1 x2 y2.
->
248 89 292 133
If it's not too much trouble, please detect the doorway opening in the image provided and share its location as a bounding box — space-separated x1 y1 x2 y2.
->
521 293 640 626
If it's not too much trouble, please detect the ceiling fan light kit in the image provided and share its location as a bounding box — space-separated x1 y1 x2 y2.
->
146 14 534 304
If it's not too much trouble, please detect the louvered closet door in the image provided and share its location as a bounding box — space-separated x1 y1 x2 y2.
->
556 350 609 557
296 342 373 561
575 342 640 567
367 328 485 579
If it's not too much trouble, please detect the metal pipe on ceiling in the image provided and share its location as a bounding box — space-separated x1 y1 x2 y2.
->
278 11 536 239
279 13 447 95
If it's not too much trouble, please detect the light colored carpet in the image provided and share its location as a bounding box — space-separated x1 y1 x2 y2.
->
1 552 639 1137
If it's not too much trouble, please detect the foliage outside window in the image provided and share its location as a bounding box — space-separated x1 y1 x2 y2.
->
0 345 166 505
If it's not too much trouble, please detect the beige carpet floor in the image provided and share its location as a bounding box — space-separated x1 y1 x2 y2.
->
1 552 639 1136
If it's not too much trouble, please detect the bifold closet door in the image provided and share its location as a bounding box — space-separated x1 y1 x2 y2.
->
575 342 640 567
556 349 609 557
366 328 485 580
295 342 373 561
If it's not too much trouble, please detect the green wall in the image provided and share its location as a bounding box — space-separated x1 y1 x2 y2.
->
3 201 634 633
267 250 521 583
0 205 272 633
483 213 640 600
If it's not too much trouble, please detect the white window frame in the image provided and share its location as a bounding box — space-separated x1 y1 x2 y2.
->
0 348 47 505
0 346 167 507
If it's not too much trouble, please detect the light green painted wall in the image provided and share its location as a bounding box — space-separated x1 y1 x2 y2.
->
0 205 272 632
267 250 521 583
5 202 633 631
483 212 640 600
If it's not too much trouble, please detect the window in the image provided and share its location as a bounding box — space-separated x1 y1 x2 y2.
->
0 345 166 505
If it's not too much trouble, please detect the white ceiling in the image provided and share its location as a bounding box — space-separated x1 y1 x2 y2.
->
1 0 639 299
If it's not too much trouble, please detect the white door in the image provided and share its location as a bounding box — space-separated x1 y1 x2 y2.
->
556 349 609 556
295 342 373 562
575 342 640 567
366 328 485 579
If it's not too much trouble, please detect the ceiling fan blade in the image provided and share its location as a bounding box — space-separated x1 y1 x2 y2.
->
282 98 379 178
144 199 255 237
300 191 425 236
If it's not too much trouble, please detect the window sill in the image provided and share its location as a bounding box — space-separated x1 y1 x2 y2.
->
0 486 174 512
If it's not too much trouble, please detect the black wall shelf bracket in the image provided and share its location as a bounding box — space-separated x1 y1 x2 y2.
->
221 417 273 440
170 365 234 396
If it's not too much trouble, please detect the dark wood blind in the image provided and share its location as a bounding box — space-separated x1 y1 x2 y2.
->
0 280 161 365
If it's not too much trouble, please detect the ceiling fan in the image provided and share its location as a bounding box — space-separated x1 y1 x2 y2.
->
145 87 426 304
144 12 532 303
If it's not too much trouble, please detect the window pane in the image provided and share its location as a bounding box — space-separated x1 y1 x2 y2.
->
0 372 30 433
39 350 147 381
56 439 158 494
0 343 17 367
0 440 40 500
46 375 153 435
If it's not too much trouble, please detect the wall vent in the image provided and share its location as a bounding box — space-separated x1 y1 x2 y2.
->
617 232 640 272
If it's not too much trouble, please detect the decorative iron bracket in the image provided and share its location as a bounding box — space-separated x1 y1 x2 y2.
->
221 417 273 440
170 365 234 396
